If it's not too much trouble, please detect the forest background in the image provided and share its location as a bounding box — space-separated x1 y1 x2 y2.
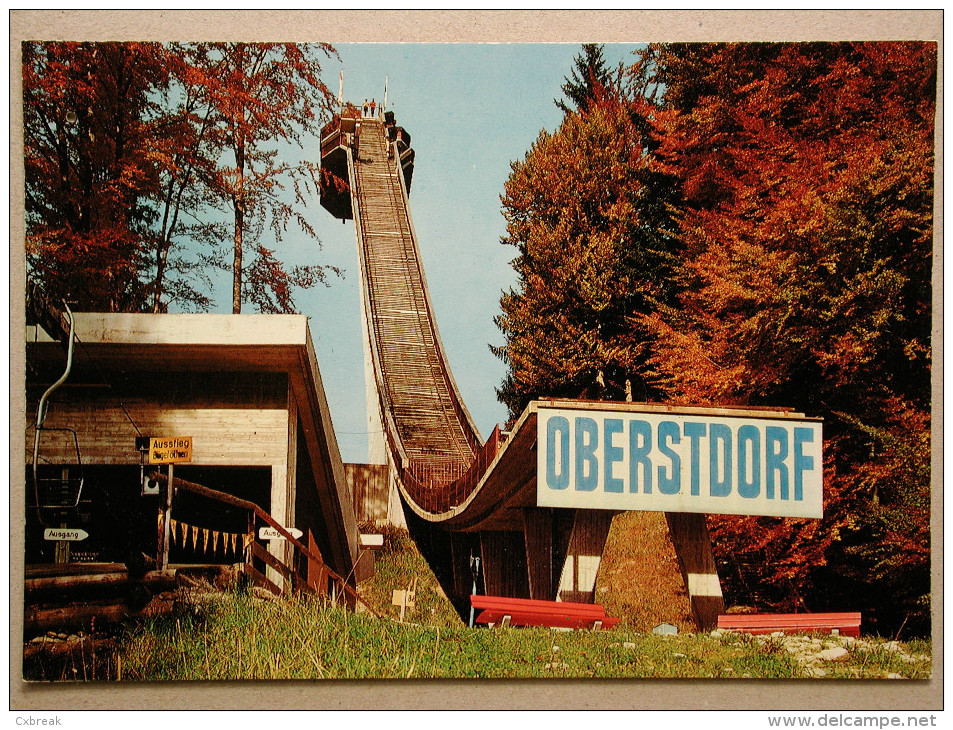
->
21 39 936 638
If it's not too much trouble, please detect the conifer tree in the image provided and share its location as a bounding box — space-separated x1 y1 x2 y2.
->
496 40 935 634
555 43 613 114
496 58 675 418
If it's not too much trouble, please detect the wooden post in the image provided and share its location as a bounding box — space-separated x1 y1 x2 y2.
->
155 467 165 569
555 510 614 603
307 530 327 595
522 507 554 600
245 510 255 577
665 512 725 630
479 531 507 597
449 531 481 601
158 464 174 570
480 531 529 598
54 467 70 564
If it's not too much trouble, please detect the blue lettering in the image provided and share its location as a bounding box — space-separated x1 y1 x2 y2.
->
793 427 815 501
657 420 681 494
629 420 652 493
737 425 761 498
603 418 624 493
683 422 706 496
575 417 599 491
546 416 570 490
709 423 732 497
765 426 789 499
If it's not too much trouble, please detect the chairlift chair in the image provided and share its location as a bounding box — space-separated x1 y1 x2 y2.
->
30 303 87 527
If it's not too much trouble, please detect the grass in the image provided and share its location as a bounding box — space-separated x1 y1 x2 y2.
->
22 524 933 681
355 523 462 628
109 595 930 680
596 511 696 632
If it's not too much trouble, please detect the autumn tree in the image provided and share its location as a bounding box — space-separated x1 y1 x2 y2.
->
643 42 935 633
23 41 171 312
494 61 676 418
144 43 225 313
181 42 339 314
24 41 341 316
496 40 935 634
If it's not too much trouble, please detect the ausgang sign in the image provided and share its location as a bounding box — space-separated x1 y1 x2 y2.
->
43 527 89 541
536 406 823 518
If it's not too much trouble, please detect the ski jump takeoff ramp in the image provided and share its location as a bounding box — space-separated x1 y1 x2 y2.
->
319 106 825 630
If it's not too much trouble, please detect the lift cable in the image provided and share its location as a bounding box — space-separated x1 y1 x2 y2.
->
72 332 144 439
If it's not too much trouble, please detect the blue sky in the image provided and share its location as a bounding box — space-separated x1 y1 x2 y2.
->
256 43 644 463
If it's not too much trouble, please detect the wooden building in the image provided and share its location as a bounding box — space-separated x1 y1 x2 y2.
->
25 313 360 588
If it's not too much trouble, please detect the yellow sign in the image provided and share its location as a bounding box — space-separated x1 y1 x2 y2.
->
149 436 193 464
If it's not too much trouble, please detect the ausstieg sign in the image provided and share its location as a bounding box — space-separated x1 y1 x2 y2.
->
536 405 823 518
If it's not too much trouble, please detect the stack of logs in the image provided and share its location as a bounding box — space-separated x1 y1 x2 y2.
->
23 564 179 637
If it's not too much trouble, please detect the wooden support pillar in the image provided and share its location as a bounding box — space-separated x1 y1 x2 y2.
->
480 531 529 598
665 512 725 631
521 507 554 600
307 530 327 595
245 511 255 576
284 396 298 576
480 531 508 597
268 464 288 591
385 462 407 529
157 464 174 571
449 531 482 600
556 510 614 603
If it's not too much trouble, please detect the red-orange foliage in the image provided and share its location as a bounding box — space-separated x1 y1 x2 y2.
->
643 42 935 632
496 42 935 633
24 42 341 316
23 42 171 312
181 42 338 313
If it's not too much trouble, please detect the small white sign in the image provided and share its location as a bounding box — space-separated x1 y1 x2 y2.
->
360 533 384 549
44 527 89 542
259 526 303 541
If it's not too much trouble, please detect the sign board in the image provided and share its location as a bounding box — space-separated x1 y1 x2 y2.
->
44 527 88 542
259 526 303 541
148 436 193 464
360 533 385 549
537 406 823 518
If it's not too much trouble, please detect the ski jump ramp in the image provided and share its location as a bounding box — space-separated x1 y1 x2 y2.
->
317 106 793 629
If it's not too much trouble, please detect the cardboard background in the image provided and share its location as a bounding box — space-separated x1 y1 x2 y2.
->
8 9 943 711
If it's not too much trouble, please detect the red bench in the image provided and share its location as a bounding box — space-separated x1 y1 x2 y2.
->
717 612 861 638
470 595 620 630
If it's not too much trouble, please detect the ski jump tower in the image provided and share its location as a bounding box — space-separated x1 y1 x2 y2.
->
317 102 825 630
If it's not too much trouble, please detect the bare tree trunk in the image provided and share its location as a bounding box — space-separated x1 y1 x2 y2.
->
153 235 170 313
232 137 245 314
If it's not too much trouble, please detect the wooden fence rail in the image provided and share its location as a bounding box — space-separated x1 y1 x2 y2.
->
147 470 379 616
